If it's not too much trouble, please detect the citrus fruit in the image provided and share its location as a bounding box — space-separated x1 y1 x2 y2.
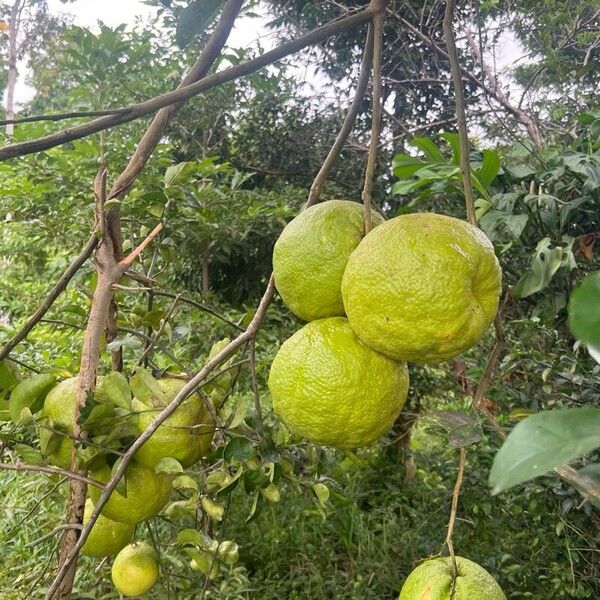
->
38 376 112 469
268 317 409 448
134 378 215 469
89 460 172 524
112 542 159 597
81 498 134 557
399 556 506 600
272 200 384 321
342 213 501 363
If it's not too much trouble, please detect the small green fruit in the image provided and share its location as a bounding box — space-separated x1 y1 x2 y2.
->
112 542 159 597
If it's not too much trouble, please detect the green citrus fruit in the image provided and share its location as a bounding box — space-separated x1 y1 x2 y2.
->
134 378 215 469
399 556 506 600
81 498 134 557
268 317 409 448
89 461 172 524
342 213 501 363
112 542 159 597
38 376 116 468
272 200 384 321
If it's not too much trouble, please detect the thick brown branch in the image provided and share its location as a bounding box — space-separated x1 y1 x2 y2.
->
1 4 378 162
443 0 476 226
0 234 98 361
307 24 374 206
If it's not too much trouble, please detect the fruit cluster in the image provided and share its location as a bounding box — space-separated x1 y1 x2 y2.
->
270 201 502 449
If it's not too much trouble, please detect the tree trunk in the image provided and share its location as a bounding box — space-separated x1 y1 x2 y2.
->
5 0 22 135
202 255 210 298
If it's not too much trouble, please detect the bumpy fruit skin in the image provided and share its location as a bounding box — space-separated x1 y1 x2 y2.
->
272 200 384 321
134 378 215 469
89 461 172 524
38 377 78 469
342 213 501 363
112 542 159 597
81 498 134 557
398 556 506 600
38 376 112 468
268 317 409 448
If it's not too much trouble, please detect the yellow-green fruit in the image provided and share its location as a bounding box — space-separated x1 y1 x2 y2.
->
38 378 78 469
272 200 384 321
342 213 502 363
38 376 113 468
112 542 159 597
89 461 172 524
399 556 506 600
268 317 409 448
134 378 215 469
81 498 134 557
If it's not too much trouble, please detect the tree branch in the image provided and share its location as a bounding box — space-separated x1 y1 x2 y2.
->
0 461 104 489
45 276 276 599
443 0 476 226
306 24 374 206
0 109 124 127
0 234 98 361
361 5 385 234
0 4 379 162
444 446 466 588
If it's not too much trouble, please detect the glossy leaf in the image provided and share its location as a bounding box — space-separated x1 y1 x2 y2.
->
489 407 600 494
568 271 600 347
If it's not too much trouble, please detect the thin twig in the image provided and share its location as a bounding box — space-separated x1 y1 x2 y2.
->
0 234 98 361
445 447 466 590
0 462 104 488
136 293 180 367
443 0 476 226
118 223 163 269
26 524 83 548
249 340 263 432
0 109 124 126
306 24 374 206
361 6 385 234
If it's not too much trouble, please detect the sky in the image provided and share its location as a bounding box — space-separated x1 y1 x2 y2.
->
11 1 524 109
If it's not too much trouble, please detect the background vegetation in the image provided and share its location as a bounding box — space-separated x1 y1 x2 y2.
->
0 0 598 598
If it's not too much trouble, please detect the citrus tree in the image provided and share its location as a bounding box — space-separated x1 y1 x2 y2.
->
0 0 598 599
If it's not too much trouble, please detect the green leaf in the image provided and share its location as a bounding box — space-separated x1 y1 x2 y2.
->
223 437 252 463
173 475 199 493
392 154 425 179
511 238 565 299
440 132 461 165
100 371 131 409
506 164 535 179
130 368 166 405
475 149 501 187
14 443 44 465
177 528 207 546
409 137 445 162
164 161 197 187
201 496 224 521
568 271 600 347
155 456 184 475
175 0 223 48
311 482 330 507
489 407 600 494
9 373 57 424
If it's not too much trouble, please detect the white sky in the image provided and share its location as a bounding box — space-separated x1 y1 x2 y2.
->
11 1 525 113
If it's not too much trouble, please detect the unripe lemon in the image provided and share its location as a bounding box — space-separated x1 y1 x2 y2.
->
81 498 133 557
399 556 506 599
342 213 501 363
134 378 215 469
268 317 408 448
112 542 159 597
89 461 171 524
272 200 384 321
